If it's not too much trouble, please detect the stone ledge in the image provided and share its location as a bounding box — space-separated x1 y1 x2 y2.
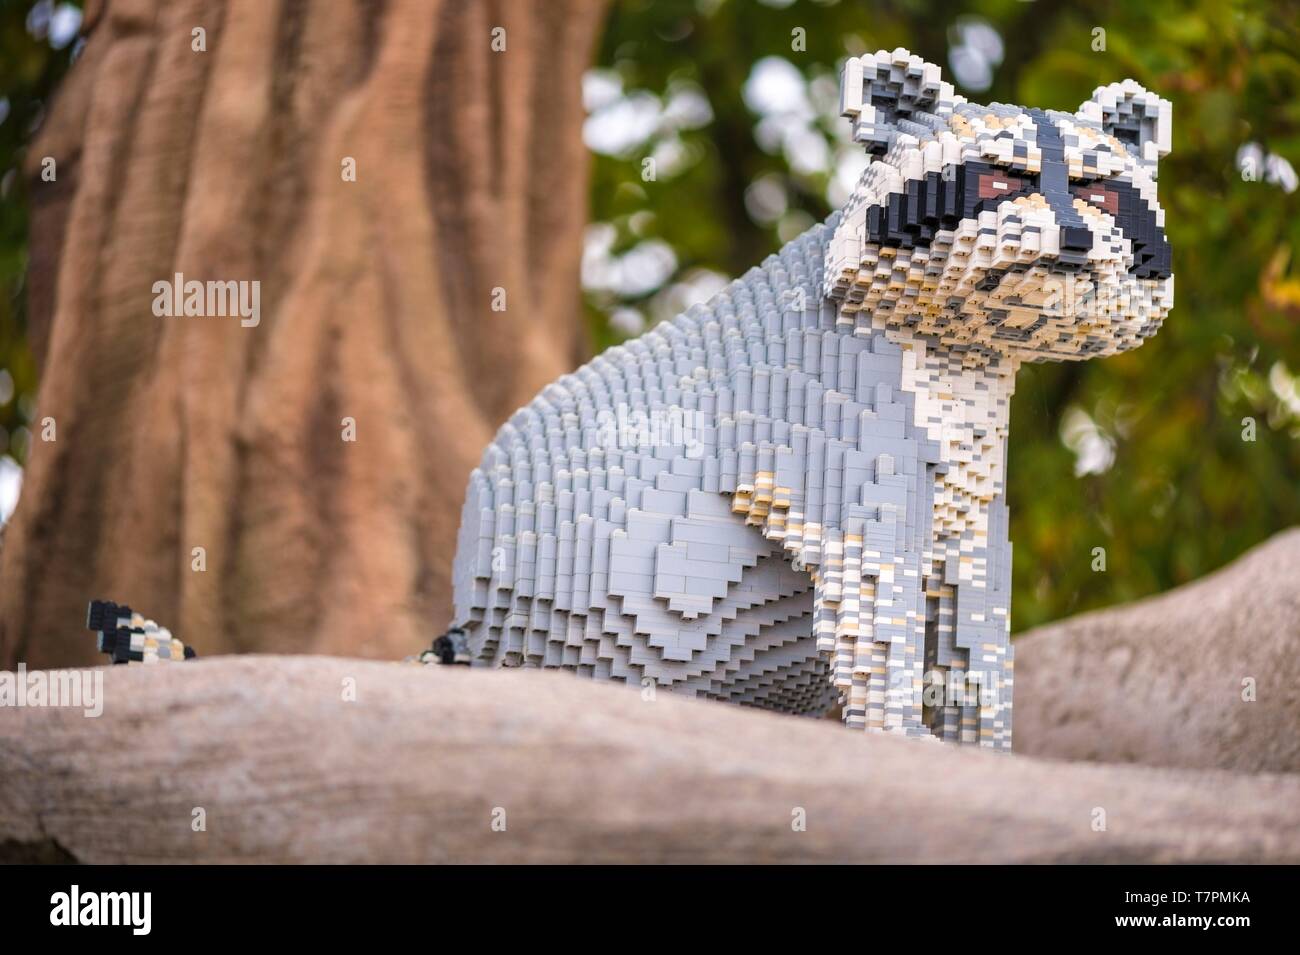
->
2 651 1296 863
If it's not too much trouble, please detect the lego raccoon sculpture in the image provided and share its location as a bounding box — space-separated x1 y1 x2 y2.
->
448 49 1173 750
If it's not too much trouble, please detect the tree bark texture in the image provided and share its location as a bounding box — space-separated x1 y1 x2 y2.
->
1 0 607 667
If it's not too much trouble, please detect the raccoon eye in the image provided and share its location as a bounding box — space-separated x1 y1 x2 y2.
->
977 170 1033 200
1072 181 1120 216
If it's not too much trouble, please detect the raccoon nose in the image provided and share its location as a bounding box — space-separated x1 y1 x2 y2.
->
1060 226 1093 253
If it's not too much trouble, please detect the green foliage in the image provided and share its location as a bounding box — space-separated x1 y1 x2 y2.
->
588 0 1300 630
0 1 81 466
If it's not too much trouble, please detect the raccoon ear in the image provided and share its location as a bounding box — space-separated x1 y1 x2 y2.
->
840 48 959 155
1077 79 1172 166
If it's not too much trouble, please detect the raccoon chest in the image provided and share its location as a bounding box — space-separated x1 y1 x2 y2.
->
895 336 1015 543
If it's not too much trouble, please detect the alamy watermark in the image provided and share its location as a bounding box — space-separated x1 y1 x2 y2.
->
0 663 103 717
593 402 708 458
905 668 1005 710
50 885 151 935
152 272 260 327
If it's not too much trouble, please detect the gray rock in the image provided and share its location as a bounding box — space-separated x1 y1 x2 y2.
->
1014 527 1300 774
2 653 1296 863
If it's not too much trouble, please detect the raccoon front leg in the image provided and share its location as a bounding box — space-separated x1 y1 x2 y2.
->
921 576 984 744
921 562 1015 750
815 524 931 738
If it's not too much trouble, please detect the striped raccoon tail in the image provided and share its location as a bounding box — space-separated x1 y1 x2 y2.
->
408 626 471 666
86 600 197 665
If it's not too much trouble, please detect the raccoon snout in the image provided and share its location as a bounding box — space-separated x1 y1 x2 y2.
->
1059 225 1093 253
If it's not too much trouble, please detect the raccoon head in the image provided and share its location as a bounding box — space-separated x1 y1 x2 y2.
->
826 49 1173 366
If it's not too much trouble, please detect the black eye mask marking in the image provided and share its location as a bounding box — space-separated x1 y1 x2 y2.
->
1074 177 1172 280
861 156 1171 280
865 161 1036 250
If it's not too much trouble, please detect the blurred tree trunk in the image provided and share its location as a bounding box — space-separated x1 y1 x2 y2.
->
0 0 606 667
